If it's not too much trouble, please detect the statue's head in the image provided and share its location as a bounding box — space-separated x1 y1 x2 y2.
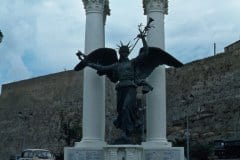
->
118 41 131 58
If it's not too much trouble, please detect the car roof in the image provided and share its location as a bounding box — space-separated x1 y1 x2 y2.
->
23 149 50 152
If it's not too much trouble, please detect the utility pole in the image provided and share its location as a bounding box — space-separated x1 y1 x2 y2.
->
182 94 194 160
214 42 216 55
186 108 189 160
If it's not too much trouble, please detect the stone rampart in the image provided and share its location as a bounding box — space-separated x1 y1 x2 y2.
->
166 44 240 149
0 71 84 159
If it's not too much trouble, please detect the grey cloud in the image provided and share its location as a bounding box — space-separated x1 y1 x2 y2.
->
166 0 240 63
0 0 38 85
0 0 85 87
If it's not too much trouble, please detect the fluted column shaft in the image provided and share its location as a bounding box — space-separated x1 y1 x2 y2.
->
143 0 171 147
76 0 109 148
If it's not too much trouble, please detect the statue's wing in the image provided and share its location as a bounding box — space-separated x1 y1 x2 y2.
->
74 48 118 70
134 47 183 80
74 48 118 82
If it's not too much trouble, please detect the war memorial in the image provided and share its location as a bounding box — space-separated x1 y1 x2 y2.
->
64 0 185 159
1 0 240 160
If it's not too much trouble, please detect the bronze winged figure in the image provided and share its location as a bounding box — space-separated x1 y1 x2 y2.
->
74 18 183 144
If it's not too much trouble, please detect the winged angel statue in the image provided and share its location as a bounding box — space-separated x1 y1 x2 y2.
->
74 18 183 143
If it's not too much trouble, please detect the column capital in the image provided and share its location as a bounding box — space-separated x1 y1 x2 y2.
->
143 0 168 15
82 0 110 15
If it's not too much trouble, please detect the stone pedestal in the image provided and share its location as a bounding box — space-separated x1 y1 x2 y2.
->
64 147 104 160
143 148 184 160
65 145 184 160
104 145 142 160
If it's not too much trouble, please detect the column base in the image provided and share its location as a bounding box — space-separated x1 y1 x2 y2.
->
74 138 106 149
143 147 185 160
142 138 172 148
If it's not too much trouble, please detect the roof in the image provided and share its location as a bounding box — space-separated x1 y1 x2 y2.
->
22 149 50 152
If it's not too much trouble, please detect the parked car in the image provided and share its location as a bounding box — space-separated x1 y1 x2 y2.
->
19 149 55 160
214 140 240 159
9 155 21 160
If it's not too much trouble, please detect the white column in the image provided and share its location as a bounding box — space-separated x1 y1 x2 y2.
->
142 0 171 147
75 0 109 148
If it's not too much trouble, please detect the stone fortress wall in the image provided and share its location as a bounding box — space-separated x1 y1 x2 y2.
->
166 40 240 146
0 41 240 159
0 71 84 159
0 70 118 159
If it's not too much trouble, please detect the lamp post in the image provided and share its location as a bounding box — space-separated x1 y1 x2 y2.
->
182 94 194 160
186 111 189 160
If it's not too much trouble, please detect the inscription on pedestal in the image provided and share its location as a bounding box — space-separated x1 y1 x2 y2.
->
104 145 142 160
66 150 103 160
145 149 181 160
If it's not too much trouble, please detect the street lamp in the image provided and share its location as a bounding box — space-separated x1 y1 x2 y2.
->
182 94 194 160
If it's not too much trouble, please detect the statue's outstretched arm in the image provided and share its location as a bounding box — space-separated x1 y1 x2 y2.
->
87 62 116 72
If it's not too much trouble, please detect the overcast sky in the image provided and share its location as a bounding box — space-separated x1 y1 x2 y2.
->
0 0 240 91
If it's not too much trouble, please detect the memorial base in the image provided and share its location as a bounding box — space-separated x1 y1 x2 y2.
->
64 147 104 160
143 147 184 160
104 145 142 160
64 144 184 160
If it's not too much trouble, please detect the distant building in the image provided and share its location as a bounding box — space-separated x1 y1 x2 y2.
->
224 40 240 53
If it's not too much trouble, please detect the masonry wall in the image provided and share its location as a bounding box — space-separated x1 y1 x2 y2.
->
0 70 118 159
166 47 240 149
0 71 83 159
